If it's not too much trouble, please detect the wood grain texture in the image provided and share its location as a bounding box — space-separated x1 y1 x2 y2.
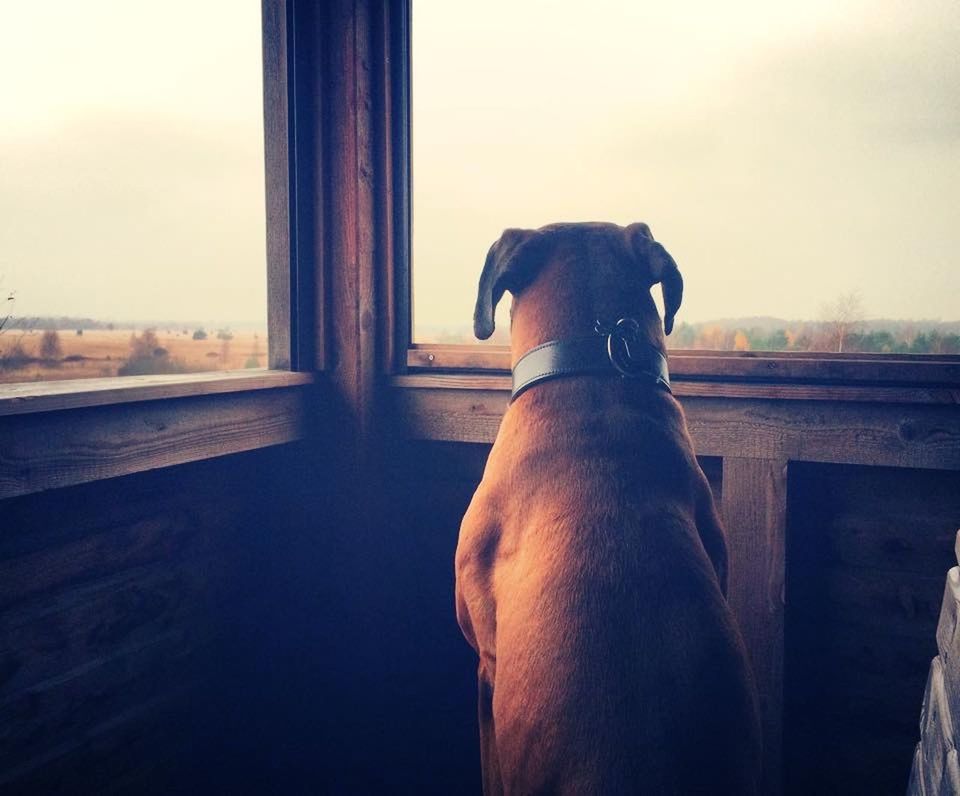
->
392 384 960 470
0 447 301 791
385 0 411 372
397 368 960 405
722 457 788 796
408 344 960 386
262 0 293 370
785 463 960 794
324 0 382 452
0 370 312 417
0 387 309 499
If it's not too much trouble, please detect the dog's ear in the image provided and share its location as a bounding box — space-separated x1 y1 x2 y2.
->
626 223 684 335
474 228 545 340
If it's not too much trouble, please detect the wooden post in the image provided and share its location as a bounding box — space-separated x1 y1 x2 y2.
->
722 457 788 796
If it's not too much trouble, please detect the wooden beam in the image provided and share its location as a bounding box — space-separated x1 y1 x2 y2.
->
407 344 960 387
722 457 788 796
262 0 294 371
391 383 960 470
0 370 313 417
393 372 960 405
0 387 310 500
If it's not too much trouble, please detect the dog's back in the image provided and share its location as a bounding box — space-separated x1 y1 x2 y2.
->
458 379 761 794
456 222 761 794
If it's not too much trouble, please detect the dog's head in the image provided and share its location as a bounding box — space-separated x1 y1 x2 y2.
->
474 222 683 347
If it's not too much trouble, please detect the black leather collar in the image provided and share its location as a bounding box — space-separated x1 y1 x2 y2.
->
511 318 671 402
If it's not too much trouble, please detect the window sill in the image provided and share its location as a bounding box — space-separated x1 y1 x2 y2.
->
0 370 316 500
0 369 315 417
407 344 960 389
390 372 960 470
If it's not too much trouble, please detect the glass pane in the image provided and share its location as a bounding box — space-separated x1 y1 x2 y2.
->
412 1 959 353
1 1 268 384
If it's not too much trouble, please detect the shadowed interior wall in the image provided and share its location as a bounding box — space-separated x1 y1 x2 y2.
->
0 443 333 794
785 463 960 794
369 441 958 796
2 436 957 795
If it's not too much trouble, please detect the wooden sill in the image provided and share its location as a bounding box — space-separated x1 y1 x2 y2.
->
0 371 317 500
390 375 960 471
0 370 315 417
393 370 960 406
407 344 960 389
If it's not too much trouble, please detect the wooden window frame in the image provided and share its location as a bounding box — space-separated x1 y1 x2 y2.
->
0 0 319 501
383 3 960 409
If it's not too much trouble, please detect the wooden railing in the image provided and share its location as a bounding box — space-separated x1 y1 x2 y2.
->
391 370 960 794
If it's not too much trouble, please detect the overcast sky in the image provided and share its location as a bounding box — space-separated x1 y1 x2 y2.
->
412 0 959 333
1 2 956 331
0 0 265 325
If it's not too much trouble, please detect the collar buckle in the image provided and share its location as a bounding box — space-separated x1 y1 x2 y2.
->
595 317 655 379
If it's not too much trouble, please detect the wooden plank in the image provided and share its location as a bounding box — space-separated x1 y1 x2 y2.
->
374 0 410 373
387 0 411 372
0 630 198 774
291 0 323 373
0 388 308 500
0 687 190 793
0 369 312 417
722 457 787 796
407 344 960 385
684 398 960 470
0 506 221 609
322 0 396 480
396 370 960 405
0 558 214 696
392 385 507 443
793 466 960 576
392 384 960 470
262 0 293 371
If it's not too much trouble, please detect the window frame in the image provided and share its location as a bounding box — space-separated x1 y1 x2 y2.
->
391 4 960 405
0 0 318 500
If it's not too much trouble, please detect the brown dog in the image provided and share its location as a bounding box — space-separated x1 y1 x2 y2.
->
455 222 761 794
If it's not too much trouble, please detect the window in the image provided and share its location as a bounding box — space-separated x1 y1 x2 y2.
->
1 0 269 385
410 0 959 357
0 0 311 502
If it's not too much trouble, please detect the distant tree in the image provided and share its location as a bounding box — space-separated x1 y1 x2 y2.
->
820 292 864 353
119 329 191 376
216 328 234 341
40 329 63 360
193 328 208 341
129 329 161 360
733 330 750 351
76 328 84 336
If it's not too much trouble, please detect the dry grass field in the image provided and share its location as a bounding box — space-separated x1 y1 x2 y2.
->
0 328 268 384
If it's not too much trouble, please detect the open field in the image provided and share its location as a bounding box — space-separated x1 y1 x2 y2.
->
0 329 268 384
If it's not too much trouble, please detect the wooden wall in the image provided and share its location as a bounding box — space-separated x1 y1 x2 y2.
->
2 437 957 795
371 441 960 796
0 443 335 794
786 463 960 794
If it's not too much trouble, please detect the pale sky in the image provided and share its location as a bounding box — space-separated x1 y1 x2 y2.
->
412 0 960 333
1 1 956 332
0 0 266 325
